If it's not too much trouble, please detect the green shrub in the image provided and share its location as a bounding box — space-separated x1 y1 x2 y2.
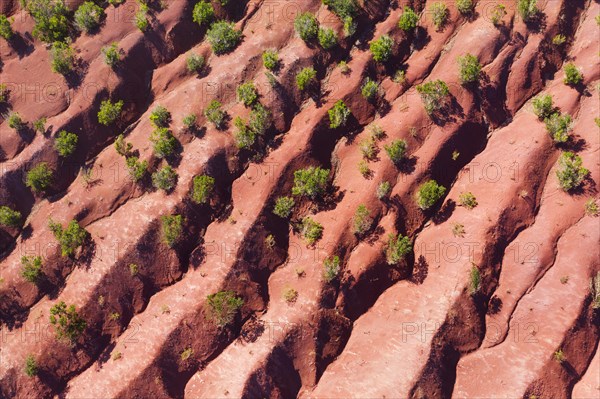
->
98 99 124 125
318 27 337 50
26 163 53 193
361 78 378 101
28 0 69 43
0 14 14 40
430 2 448 30
207 20 241 54
294 12 318 42
150 127 177 158
49 219 88 257
192 0 214 26
386 233 412 265
358 160 370 178
24 355 38 377
108 0 125 5
0 206 21 227
191 174 215 204
0 83 8 103
102 42 121 67
452 222 465 237
283 287 298 303
456 0 474 15
33 117 47 134
186 53 205 74
359 137 377 159
296 67 317 91
369 124 385 140
416 179 446 210
237 81 258 107
490 4 507 26
233 116 255 149
416 80 450 114
352 204 373 236
301 216 323 245
544 113 572 143
469 264 480 294
7 112 24 130
563 62 583 86
398 7 419 31
161 214 182 247
338 60 350 74
458 192 477 209
384 140 407 164
322 0 358 20
206 291 244 327
126 156 148 182
74 1 104 33
458 53 481 85
376 181 391 200
134 2 149 31
204 100 226 129
369 35 394 63
292 166 329 199
182 114 197 131
262 49 279 71
248 104 271 136
21 255 43 283
54 130 78 157
328 100 351 128
556 151 589 191
342 16 357 37
517 0 538 22
591 272 600 309
50 41 75 75
585 198 599 217
265 70 277 87
114 134 132 156
49 301 87 342
323 255 340 282
152 165 178 191
552 34 566 46
532 94 554 119
273 196 295 219
149 105 171 127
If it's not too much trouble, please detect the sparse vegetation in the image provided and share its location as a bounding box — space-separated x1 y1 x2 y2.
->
584 198 599 217
98 99 124 125
544 112 572 143
384 140 408 164
262 49 279 71
21 255 43 283
206 290 244 327
416 80 450 114
456 0 474 16
7 112 24 131
49 301 87 342
248 104 271 136
204 100 226 129
26 163 53 193
74 1 104 33
591 272 600 309
283 287 299 303
0 206 22 227
54 130 78 157
0 83 8 103
50 41 75 75
161 214 183 247
273 196 295 219
292 166 329 199
469 264 481 294
386 233 412 265
207 21 241 54
398 7 419 31
48 219 88 257
370 35 394 63
517 0 539 22
149 105 171 127
129 263 139 276
150 127 177 158
33 117 47 134
237 82 258 107
393 69 406 85
430 2 449 30
552 34 566 46
452 222 465 237
152 165 178 191
358 160 370 178
328 100 351 128
24 355 38 377
0 14 14 40
192 0 214 26
376 181 391 200
491 4 507 26
458 192 478 209
361 78 379 101
180 348 194 362
233 116 255 149
323 255 341 282
182 114 197 131
556 152 589 191
134 2 149 31
416 180 446 210
359 137 377 160
352 204 373 236
296 67 317 91
186 53 205 74
553 349 565 363
458 54 481 85
102 43 121 68
301 216 323 245
532 94 554 120
126 156 148 182
294 12 318 42
338 60 350 74
191 175 215 205
563 62 583 86
318 27 337 50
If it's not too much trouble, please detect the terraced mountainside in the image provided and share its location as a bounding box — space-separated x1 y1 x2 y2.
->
0 0 598 398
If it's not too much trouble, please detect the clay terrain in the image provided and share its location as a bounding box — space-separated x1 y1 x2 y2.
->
0 0 599 398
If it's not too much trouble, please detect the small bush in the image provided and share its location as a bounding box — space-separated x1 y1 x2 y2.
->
262 49 279 71
28 0 69 43
237 81 258 107
563 62 583 86
358 160 370 178
338 60 350 74
98 99 124 125
369 124 385 140
49 219 88 257
452 222 465 237
128 263 139 276
294 12 318 42
0 83 8 103
7 112 24 130
0 206 21 227
54 130 78 157
343 16 357 37
248 104 271 136
416 80 450 114
134 3 149 31
517 0 539 22
206 290 243 327
192 0 214 26
532 94 554 119
207 20 241 54
149 105 171 127
328 100 351 128
24 355 38 377
585 198 599 217
318 27 337 50
369 35 394 63
386 233 412 265
0 14 14 40
21 255 43 283
204 100 226 129
186 53 205 74
376 181 391 200
361 78 378 101
182 114 197 131
352 204 373 236
398 7 419 31
430 2 448 31
50 41 75 75
323 0 358 20
469 264 480 294
26 163 53 193
74 1 104 33
33 117 47 134
273 196 295 219
233 116 255 149
150 127 177 158
180 348 193 362
296 67 317 91
544 113 572 143
359 137 377 160
491 4 507 26
282 287 298 303
458 192 477 209
49 301 87 342
591 272 600 309
161 214 182 247
384 139 407 164
552 34 566 46
301 216 323 245
152 165 178 191
126 156 148 182
416 179 446 210
292 166 329 199
323 255 341 282
191 174 215 204
114 134 133 156
458 53 481 85
556 151 589 191
102 43 121 67
456 0 474 15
